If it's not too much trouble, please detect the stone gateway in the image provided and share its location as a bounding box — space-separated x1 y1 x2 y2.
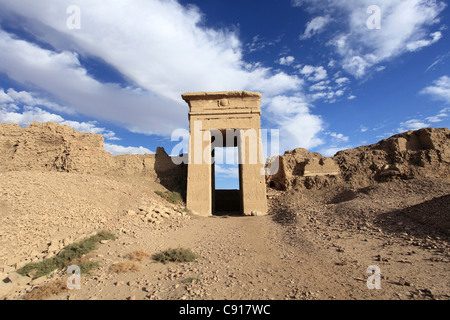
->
182 91 267 217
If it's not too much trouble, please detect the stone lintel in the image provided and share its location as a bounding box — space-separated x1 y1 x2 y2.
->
189 110 261 116
182 91 262 102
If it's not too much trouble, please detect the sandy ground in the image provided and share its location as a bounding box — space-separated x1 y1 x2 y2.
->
1 173 449 300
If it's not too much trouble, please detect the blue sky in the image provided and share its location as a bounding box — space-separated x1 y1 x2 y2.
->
0 0 449 189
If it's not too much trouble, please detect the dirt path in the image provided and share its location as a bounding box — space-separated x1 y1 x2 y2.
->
48 211 441 301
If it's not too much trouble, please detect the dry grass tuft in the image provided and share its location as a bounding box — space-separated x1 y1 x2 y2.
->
109 261 143 273
126 249 151 262
24 278 69 300
152 248 198 264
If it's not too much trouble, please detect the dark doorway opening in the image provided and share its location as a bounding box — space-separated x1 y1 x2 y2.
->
212 144 243 216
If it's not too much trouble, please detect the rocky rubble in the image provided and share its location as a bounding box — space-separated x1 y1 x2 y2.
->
335 127 450 188
126 200 190 226
267 127 450 191
0 122 186 187
0 170 190 299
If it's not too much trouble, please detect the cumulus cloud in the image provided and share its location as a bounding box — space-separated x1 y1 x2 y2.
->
1 88 74 115
335 77 350 86
0 88 123 141
265 95 324 152
421 76 450 104
300 15 332 40
104 143 153 156
299 65 328 82
398 119 430 132
0 106 64 126
329 132 349 142
294 0 446 78
278 56 295 66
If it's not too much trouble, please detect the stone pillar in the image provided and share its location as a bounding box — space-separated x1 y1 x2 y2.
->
238 128 267 216
186 124 212 216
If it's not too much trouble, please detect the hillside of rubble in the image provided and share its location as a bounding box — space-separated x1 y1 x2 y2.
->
266 127 450 191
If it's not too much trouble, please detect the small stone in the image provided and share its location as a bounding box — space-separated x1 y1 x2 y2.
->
47 241 59 253
31 276 48 286
6 272 28 286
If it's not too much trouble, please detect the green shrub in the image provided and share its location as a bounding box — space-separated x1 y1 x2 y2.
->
17 230 117 279
152 248 198 264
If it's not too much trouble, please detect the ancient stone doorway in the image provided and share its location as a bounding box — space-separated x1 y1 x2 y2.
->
212 146 242 216
182 91 267 217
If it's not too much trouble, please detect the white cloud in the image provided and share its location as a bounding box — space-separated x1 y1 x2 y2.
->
341 55 371 79
0 89 14 104
421 76 450 104
278 56 295 66
426 107 449 123
60 120 120 141
1 88 74 114
0 88 121 141
329 132 349 142
299 65 328 82
335 90 344 97
406 31 442 52
265 95 324 152
425 52 450 72
397 107 449 132
320 146 350 157
0 0 302 137
0 106 64 126
398 119 430 132
0 30 187 136
300 15 331 40
309 80 330 92
335 77 350 86
298 0 447 78
104 143 153 156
